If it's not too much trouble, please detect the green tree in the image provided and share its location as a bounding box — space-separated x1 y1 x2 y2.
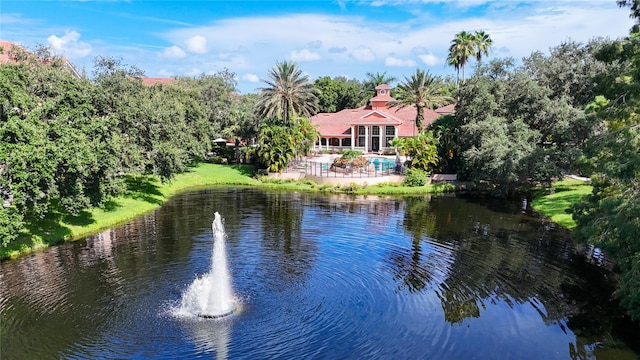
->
448 30 493 85
429 114 463 174
570 0 640 319
447 31 476 84
523 39 625 107
392 131 439 171
313 76 362 113
454 57 598 191
256 121 296 172
463 116 540 197
257 61 319 124
391 69 454 131
473 30 493 64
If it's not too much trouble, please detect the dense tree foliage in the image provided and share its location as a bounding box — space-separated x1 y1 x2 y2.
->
313 76 363 113
570 0 640 320
453 39 616 196
391 131 439 172
256 117 318 172
0 51 244 247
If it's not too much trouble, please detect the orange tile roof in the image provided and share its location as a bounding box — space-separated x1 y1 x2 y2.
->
0 40 25 64
435 103 456 115
0 39 81 78
141 77 175 86
311 103 440 138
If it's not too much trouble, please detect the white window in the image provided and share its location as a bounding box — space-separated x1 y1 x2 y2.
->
385 126 395 147
358 126 366 147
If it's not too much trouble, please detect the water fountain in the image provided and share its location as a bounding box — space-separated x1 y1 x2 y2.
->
179 212 236 318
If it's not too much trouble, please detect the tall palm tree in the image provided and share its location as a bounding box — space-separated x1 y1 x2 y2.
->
257 60 319 124
447 31 475 84
447 30 492 86
390 69 454 132
473 30 493 64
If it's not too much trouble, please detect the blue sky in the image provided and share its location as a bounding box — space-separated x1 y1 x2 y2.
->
1 0 635 93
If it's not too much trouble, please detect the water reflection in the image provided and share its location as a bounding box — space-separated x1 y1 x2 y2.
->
1 189 637 359
182 318 231 360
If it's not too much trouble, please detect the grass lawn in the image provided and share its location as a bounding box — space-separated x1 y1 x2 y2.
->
2 164 257 260
531 178 593 229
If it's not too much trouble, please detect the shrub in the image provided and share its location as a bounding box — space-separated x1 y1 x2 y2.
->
403 167 429 187
341 149 362 160
343 183 363 193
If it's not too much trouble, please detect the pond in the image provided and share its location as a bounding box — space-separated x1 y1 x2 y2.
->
1 188 638 359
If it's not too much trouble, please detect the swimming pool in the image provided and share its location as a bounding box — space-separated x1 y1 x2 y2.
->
367 157 396 171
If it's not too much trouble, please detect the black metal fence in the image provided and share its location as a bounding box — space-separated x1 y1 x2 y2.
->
291 160 397 178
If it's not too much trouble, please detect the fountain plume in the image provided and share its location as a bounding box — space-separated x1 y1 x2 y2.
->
179 212 236 318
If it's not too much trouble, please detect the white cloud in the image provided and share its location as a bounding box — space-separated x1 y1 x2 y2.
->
186 67 202 76
35 2 627 94
47 30 92 57
162 45 186 58
185 35 207 53
242 73 259 82
290 48 321 62
0 13 34 25
218 52 247 66
385 56 416 67
350 46 376 62
418 53 440 66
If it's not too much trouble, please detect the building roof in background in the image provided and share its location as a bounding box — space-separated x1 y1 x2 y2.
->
311 84 446 138
141 77 175 86
0 39 81 78
0 40 25 64
434 103 456 115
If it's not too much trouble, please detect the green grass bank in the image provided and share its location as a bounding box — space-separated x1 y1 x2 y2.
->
2 163 455 260
531 178 593 229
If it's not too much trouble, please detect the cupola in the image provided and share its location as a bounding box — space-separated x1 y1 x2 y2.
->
370 84 393 110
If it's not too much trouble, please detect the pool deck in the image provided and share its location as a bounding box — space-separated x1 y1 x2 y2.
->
271 154 407 186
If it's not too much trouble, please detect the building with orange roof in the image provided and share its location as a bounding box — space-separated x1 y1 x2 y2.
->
141 77 175 86
0 40 21 64
311 84 448 154
0 39 81 78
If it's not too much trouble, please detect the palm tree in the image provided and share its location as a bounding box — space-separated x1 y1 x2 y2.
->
390 69 454 132
257 60 319 124
447 30 492 85
473 30 493 64
447 31 475 84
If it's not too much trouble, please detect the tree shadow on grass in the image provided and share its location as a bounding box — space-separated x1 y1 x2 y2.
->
124 175 164 204
63 209 96 227
24 211 74 246
230 164 255 177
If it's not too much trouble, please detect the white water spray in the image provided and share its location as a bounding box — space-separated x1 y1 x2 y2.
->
179 212 236 318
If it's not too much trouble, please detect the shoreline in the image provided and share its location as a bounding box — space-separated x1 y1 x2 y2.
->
1 163 449 261
2 163 589 261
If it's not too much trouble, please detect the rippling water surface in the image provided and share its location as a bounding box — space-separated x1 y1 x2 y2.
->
1 188 638 359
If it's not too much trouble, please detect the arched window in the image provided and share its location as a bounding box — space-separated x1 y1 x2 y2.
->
341 138 351 147
329 138 340 146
